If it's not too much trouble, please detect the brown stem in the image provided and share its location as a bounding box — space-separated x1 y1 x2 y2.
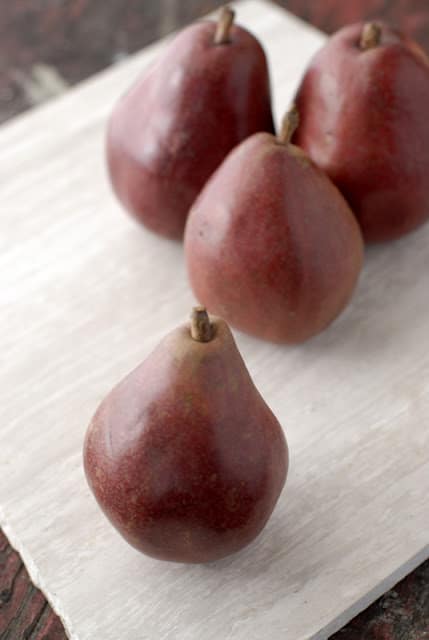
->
360 23 382 50
279 105 300 144
214 6 235 45
190 306 213 342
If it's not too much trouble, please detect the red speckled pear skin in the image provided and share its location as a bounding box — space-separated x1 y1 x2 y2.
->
184 133 364 344
293 22 429 243
106 19 274 240
83 319 288 563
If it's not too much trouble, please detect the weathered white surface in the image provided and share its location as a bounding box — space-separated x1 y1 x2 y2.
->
0 1 428 639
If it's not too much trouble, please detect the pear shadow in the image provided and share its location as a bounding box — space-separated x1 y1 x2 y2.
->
197 472 339 590
282 222 429 361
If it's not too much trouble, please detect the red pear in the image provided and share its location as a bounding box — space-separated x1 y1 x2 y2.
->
106 8 274 239
184 108 364 344
294 22 429 242
84 308 288 563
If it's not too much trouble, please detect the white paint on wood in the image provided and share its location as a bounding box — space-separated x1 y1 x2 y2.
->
0 2 428 639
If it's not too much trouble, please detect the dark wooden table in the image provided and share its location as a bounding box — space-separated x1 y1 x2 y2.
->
1 2 428 638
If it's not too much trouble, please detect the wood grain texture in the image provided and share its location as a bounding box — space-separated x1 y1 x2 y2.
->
0 530 66 640
1 1 427 637
331 558 429 640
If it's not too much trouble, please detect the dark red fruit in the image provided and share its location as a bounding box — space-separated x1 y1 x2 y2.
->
294 22 429 242
185 109 364 344
84 309 288 563
107 8 274 239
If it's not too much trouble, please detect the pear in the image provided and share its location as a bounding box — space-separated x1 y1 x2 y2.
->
84 308 288 563
184 107 364 343
294 22 429 242
106 7 274 239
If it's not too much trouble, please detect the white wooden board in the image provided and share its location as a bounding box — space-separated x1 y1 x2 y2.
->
0 2 428 639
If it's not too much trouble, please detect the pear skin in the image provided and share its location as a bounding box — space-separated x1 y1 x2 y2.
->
107 9 274 239
294 22 429 242
84 310 288 563
184 110 364 343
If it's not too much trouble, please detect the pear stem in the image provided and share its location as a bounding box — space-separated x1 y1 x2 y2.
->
190 307 213 342
360 23 382 50
279 105 300 144
214 6 235 45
